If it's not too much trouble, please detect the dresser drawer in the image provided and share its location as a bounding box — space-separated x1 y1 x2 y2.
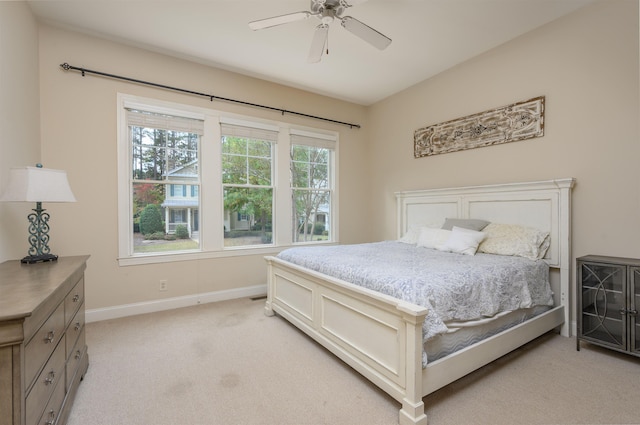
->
35 375 65 425
64 278 84 326
26 339 66 425
25 303 65 389
65 303 85 358
66 326 86 391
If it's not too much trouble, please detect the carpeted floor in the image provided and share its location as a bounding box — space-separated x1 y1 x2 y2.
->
68 297 640 425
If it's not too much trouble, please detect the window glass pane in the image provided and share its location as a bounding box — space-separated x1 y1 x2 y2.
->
293 189 330 242
222 137 246 154
132 146 166 180
132 182 200 253
222 155 247 184
248 139 271 157
222 131 274 248
291 143 332 243
131 127 199 182
129 110 201 255
222 137 273 186
223 187 273 247
249 157 272 185
312 163 328 189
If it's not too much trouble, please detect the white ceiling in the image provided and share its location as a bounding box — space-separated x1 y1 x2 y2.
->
27 0 594 105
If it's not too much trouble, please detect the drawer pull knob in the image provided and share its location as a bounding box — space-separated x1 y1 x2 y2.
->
75 322 81 331
73 294 80 302
629 309 638 317
45 409 56 425
44 370 55 385
44 330 55 343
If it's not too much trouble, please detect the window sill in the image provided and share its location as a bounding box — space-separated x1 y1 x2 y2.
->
117 242 337 266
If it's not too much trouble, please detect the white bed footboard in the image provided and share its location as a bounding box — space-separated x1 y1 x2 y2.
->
265 256 430 425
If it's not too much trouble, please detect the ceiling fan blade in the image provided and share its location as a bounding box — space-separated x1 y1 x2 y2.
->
340 16 391 50
249 11 311 30
308 25 329 63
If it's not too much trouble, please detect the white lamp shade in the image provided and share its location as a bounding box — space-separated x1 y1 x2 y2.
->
0 166 76 203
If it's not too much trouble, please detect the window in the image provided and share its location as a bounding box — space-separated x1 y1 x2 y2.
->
127 108 202 254
117 94 338 265
221 122 277 247
290 132 334 243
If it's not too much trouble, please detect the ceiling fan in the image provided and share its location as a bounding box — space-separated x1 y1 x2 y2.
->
249 0 392 63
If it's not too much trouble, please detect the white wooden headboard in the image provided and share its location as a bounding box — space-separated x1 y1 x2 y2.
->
395 178 576 336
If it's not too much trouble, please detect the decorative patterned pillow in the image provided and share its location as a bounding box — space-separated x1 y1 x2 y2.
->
436 226 486 256
478 223 550 260
441 218 490 231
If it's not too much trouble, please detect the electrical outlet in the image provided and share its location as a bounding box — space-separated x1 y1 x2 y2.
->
159 279 168 291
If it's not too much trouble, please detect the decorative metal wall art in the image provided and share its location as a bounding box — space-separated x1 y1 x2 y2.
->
414 96 545 158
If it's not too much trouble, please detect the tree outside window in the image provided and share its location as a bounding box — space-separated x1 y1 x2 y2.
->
291 144 331 242
221 133 273 247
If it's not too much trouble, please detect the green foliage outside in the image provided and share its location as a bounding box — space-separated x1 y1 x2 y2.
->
222 136 273 237
291 144 330 242
139 204 164 236
175 224 189 239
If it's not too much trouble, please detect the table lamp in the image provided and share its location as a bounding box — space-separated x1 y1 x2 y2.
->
0 164 76 263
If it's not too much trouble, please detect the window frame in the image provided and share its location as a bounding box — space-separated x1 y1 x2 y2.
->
117 93 339 266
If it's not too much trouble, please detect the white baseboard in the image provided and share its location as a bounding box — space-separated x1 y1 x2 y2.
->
86 284 267 323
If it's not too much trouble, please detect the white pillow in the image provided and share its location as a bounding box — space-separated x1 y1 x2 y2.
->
417 227 452 249
398 223 443 245
478 223 550 260
437 226 486 256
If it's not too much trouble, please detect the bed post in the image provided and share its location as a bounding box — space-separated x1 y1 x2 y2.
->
264 257 275 317
556 178 575 337
398 302 429 425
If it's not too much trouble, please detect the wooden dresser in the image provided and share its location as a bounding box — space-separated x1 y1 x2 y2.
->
0 256 89 425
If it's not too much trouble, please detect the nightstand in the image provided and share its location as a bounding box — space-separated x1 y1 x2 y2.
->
576 255 639 357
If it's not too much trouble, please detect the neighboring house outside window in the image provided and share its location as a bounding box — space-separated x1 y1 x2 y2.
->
162 162 200 237
117 94 338 265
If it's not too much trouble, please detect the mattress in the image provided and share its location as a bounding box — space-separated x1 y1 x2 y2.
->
425 305 551 363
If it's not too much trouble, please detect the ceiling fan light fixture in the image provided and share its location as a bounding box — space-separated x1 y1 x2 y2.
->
320 9 335 25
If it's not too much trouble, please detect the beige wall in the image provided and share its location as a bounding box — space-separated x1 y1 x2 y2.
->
0 2 41 262
37 26 369 310
367 0 639 321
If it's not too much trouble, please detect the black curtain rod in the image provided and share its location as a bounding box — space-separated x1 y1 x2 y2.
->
59 62 361 129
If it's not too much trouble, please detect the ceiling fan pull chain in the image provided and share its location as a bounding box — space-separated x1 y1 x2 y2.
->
326 32 329 56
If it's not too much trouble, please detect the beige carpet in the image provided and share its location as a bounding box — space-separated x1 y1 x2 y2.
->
68 297 640 425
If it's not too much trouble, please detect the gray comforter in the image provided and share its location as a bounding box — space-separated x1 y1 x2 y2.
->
277 241 553 342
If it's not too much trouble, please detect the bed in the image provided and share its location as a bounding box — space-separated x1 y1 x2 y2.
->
264 178 575 425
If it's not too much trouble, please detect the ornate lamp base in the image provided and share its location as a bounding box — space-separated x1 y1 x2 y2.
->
22 202 59 265
21 253 59 264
